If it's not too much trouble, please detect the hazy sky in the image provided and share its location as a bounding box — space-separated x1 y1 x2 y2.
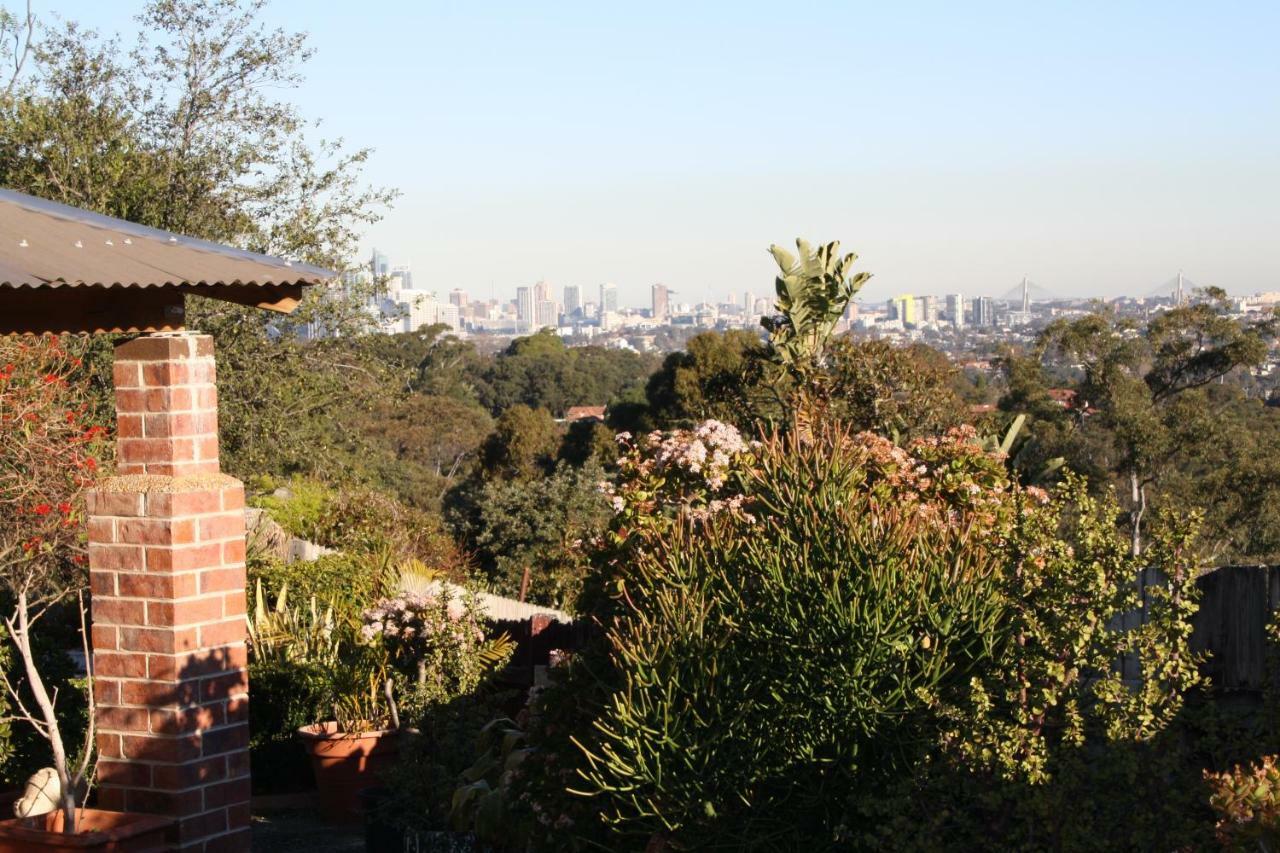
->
42 1 1280 306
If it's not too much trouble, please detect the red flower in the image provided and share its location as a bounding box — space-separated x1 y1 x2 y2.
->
33 503 52 516
58 502 73 515
43 373 59 384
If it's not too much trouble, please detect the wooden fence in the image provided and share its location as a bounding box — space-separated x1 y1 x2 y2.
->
1191 564 1280 691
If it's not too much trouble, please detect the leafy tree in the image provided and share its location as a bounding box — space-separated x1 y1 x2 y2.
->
644 330 771 429
824 338 972 439
469 462 612 608
479 405 559 481
1035 292 1275 555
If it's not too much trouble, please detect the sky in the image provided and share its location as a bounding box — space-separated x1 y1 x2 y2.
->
37 0 1280 306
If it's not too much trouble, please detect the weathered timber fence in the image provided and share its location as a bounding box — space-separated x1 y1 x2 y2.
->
1191 564 1280 691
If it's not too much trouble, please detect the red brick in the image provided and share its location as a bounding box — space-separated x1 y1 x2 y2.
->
91 625 118 651
151 703 223 735
196 386 217 409
226 750 249 779
203 777 250 809
151 754 226 789
175 808 229 844
112 361 142 389
126 787 204 816
89 544 144 571
94 679 121 705
97 759 152 787
118 571 199 598
226 802 251 830
146 543 222 572
122 680 197 707
225 697 249 725
221 538 246 566
200 724 249 757
97 706 151 733
94 652 147 678
96 732 123 759
177 645 246 679
195 435 220 462
90 570 117 596
197 513 243 542
87 517 117 544
201 671 249 702
202 826 251 853
147 596 224 627
159 490 223 517
221 592 246 618
118 517 196 546
122 733 202 763
120 626 199 654
200 567 244 595
219 487 244 511
95 788 127 812
93 598 145 625
200 620 245 649
142 361 186 387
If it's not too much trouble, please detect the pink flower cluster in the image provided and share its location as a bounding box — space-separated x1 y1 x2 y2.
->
360 590 479 653
604 420 760 525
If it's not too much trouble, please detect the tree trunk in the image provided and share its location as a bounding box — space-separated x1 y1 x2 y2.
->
12 592 78 833
1129 471 1146 558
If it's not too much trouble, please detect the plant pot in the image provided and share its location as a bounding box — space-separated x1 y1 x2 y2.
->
297 722 401 823
0 808 173 852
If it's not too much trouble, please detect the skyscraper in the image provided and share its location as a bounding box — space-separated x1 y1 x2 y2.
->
651 283 671 321
516 286 533 331
599 283 618 316
534 279 552 305
449 288 468 308
535 300 558 328
947 293 965 328
742 291 754 317
563 284 582 318
892 294 916 327
370 248 389 279
973 296 996 327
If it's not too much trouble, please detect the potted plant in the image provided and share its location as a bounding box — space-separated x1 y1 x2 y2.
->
0 336 171 851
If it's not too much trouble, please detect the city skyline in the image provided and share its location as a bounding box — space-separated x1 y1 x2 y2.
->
44 1 1280 307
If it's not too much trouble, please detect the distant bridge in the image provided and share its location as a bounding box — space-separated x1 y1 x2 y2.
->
997 276 1060 307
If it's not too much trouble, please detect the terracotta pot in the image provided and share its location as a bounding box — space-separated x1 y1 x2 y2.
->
297 722 401 823
0 808 173 852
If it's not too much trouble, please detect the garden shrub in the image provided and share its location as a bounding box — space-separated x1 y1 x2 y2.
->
248 550 391 623
251 475 470 575
504 419 1203 851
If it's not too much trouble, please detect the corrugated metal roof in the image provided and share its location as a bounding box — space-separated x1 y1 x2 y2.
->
0 187 334 289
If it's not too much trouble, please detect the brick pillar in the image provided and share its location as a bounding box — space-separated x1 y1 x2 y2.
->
88 333 251 852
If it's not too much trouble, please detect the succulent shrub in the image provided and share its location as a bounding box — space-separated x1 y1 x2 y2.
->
568 421 1202 850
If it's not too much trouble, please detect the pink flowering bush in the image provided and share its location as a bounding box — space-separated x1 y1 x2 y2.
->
562 420 1201 849
361 586 510 721
603 419 759 530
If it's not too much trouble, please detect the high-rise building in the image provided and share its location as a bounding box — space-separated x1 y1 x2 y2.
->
973 296 996 327
370 248 389 279
516 286 533 331
535 300 558 329
921 295 939 324
449 288 468 308
891 294 916 327
563 284 582 318
599 283 618 316
534 279 552 305
742 291 754 317
651 283 671 321
947 293 965 328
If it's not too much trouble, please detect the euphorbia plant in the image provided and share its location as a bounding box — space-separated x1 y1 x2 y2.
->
0 335 107 833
